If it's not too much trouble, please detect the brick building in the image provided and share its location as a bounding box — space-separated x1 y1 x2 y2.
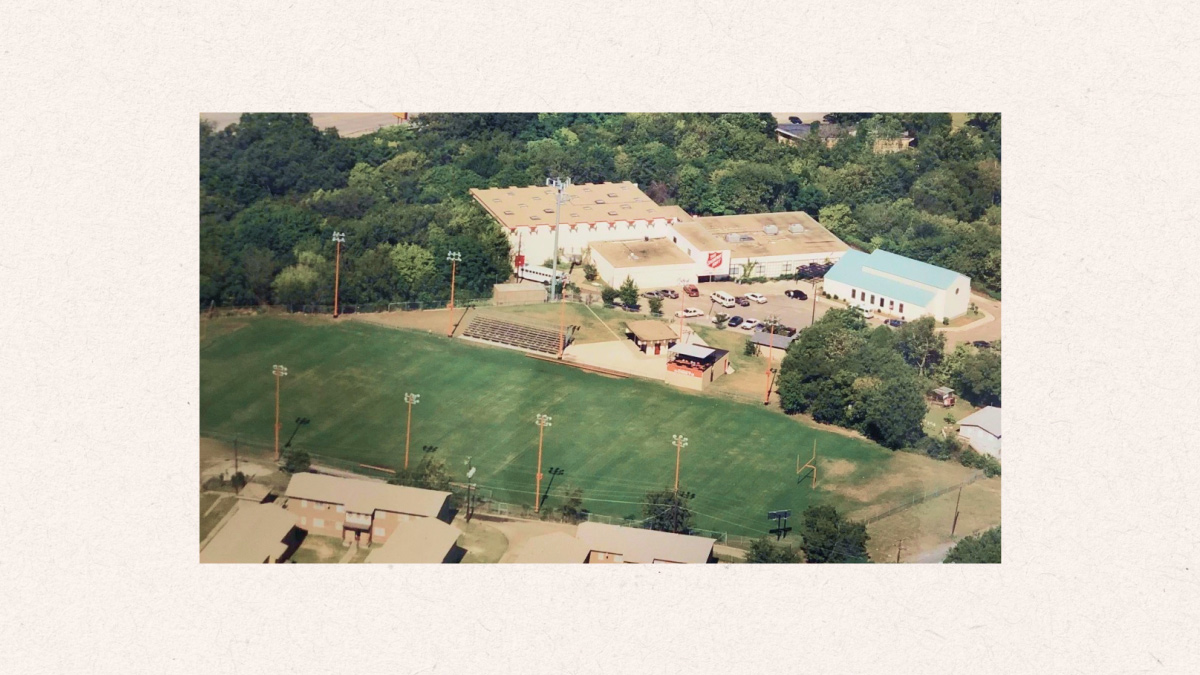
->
283 473 453 548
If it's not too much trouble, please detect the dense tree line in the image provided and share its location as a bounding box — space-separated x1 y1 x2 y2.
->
200 112 1000 308
943 526 1001 563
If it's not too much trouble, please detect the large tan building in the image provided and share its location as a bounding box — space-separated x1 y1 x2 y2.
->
470 182 690 268
200 503 303 564
283 473 453 548
364 518 465 564
590 238 698 289
576 522 717 564
668 211 849 281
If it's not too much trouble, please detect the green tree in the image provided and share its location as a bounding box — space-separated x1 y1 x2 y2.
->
282 448 311 474
230 471 248 493
582 263 598 281
944 526 1001 563
648 296 664 316
560 485 586 524
746 537 802 563
272 258 323 306
643 488 694 534
743 340 759 357
894 316 946 377
390 242 436 293
618 276 639 308
600 286 619 307
798 504 870 563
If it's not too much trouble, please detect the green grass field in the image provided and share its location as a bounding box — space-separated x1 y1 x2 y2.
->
200 315 972 537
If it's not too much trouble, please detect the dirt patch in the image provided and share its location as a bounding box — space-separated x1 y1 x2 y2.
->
835 452 980 512
350 308 459 335
292 534 347 564
200 437 279 485
821 458 856 478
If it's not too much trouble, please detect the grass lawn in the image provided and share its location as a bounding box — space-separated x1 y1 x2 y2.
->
923 398 978 438
865 476 1001 563
199 496 237 542
457 520 509 563
201 315 986 540
200 492 220 516
291 534 347 564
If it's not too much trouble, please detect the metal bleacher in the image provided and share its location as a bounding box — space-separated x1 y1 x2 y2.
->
461 315 576 355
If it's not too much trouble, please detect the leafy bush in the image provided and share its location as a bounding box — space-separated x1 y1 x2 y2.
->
583 263 598 282
648 296 663 316
959 446 1001 477
282 448 311 474
600 286 619 307
944 526 1001 563
743 340 759 357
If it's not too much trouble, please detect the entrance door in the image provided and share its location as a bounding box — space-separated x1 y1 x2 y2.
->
654 343 661 355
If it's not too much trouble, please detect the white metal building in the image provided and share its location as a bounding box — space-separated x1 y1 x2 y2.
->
589 238 698 289
470 182 690 268
823 248 971 321
667 211 849 282
957 406 1001 459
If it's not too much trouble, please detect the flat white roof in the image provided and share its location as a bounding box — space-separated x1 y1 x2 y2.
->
670 343 715 359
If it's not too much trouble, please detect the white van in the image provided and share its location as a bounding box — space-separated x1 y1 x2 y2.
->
710 291 736 308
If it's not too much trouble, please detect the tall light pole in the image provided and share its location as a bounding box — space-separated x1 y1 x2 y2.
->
445 250 462 337
810 278 823 327
535 414 552 512
403 392 420 470
764 314 778 406
272 365 288 461
546 176 571 302
331 231 345 318
677 277 689 345
672 434 689 492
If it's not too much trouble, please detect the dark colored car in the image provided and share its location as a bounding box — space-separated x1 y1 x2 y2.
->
784 289 808 300
735 296 751 307
788 116 802 124
885 319 904 327
727 315 744 328
972 340 993 349
683 284 699 297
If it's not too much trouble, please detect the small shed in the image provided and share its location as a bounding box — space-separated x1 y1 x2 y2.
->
749 330 794 359
493 282 547 306
626 320 679 355
929 386 956 408
665 343 730 391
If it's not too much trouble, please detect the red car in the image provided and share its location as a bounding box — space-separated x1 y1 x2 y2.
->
683 284 699 298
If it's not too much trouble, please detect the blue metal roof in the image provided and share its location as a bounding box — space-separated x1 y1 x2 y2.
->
825 250 936 307
864 249 963 290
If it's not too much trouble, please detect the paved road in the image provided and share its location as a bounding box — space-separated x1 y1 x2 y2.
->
911 541 954 564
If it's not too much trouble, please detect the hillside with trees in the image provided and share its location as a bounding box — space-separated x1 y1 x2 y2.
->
201 112 1000 309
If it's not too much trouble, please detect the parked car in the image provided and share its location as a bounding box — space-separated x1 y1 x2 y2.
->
735 295 751 307
885 319 904 327
745 292 767 304
674 307 704 318
784 289 808 300
859 308 875 320
661 289 679 299
789 116 803 124
641 290 662 299
740 318 759 331
683 284 699 297
727 315 744 328
710 291 736 308
972 340 993 349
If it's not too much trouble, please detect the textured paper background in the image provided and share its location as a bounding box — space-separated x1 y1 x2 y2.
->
2 1 1198 672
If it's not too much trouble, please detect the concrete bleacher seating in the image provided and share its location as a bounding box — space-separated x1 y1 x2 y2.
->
461 316 575 355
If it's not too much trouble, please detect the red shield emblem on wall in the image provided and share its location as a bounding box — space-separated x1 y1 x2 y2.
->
707 252 723 269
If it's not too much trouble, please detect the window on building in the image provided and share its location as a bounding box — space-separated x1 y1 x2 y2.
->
851 289 856 299
879 296 884 307
314 518 324 528
956 288 960 294
889 300 894 309
336 505 344 513
870 294 875 303
374 527 386 537
300 500 308 508
899 303 904 313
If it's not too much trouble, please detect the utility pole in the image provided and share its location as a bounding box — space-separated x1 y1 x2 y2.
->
535 414 552 512
810 278 822 326
558 280 567 359
331 231 346 318
951 485 963 536
763 316 777 406
677 277 689 345
445 250 462 337
233 435 239 475
895 538 905 564
546 177 571 302
672 434 689 492
271 365 288 461
403 392 420 470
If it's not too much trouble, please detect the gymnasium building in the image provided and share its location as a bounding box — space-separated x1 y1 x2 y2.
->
823 248 972 321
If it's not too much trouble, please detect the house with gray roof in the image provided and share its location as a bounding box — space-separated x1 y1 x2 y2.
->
957 406 1002 459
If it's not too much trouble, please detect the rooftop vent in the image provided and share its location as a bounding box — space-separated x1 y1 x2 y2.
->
788 223 806 234
608 211 619 216
608 193 619 198
543 208 555 214
595 199 606 204
530 215 541 221
725 233 741 243
503 210 514 215
763 225 780 236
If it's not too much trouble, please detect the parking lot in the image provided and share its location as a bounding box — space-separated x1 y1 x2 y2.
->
646 278 834 334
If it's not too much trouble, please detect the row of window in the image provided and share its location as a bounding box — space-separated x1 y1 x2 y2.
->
850 289 904 313
298 499 345 513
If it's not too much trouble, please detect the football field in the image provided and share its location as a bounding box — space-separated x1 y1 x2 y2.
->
200 314 979 537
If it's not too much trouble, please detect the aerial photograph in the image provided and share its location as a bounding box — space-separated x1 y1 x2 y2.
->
199 112 1002 564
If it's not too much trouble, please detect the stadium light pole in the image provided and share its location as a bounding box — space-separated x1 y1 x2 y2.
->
677 276 689 345
763 314 778 406
272 365 288 461
403 392 420 470
546 176 572 302
445 250 462 337
331 231 346 318
535 414 552 512
672 434 689 492
811 278 823 327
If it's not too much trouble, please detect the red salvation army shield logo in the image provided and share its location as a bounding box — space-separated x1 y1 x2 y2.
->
707 251 723 269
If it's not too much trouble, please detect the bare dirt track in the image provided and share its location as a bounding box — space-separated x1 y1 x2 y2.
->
200 113 404 137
